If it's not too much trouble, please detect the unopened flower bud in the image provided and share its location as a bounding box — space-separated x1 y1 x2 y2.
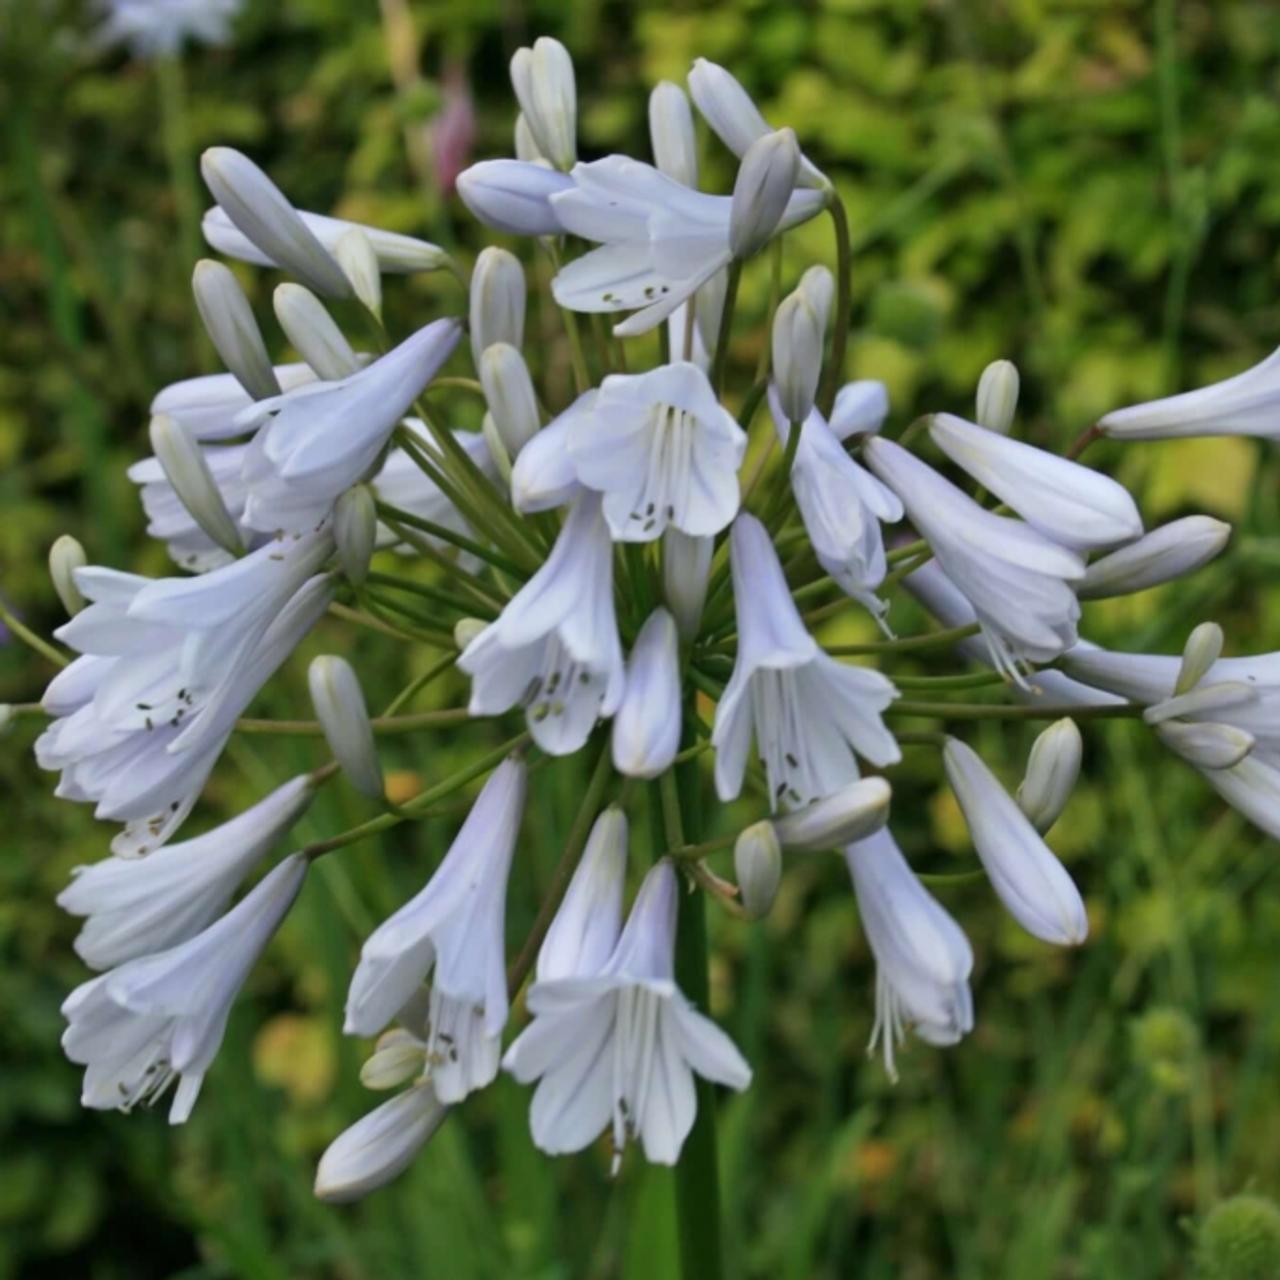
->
648 81 698 188
48 535 87 616
308 655 384 799
514 113 545 164
1194 1194 1280 1280
454 617 487 651
1176 621 1224 695
481 413 514 488
772 291 823 424
480 343 540 455
192 260 280 401
771 776 891 851
1156 719 1254 770
729 128 800 259
663 528 713 641
314 1084 447 1203
975 359 1020 434
359 1029 427 1090
469 247 526 366
509 37 577 170
455 160 570 237
334 485 377 585
1078 516 1231 600
273 284 359 380
611 608 681 779
797 265 834 334
335 227 382 318
200 147 352 298
148 413 244 556
734 822 782 919
1016 717 1082 832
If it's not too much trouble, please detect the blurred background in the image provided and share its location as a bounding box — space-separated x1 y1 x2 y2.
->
3 1 1280 1277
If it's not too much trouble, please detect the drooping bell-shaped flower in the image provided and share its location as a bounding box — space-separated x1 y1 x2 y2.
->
1100 346 1280 440
928 412 1143 551
770 390 903 624
943 737 1088 946
37 537 334 855
237 318 460 534
560 362 747 541
611 608 681 780
845 828 974 1080
58 775 314 970
62 853 307 1123
344 758 526 1103
548 155 825 336
503 860 752 1169
713 513 900 807
458 495 624 754
866 437 1084 682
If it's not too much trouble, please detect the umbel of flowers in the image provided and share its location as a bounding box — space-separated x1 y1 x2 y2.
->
11 35 1278 1222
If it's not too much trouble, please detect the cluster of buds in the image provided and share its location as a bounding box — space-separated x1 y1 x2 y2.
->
9 33 1280 1210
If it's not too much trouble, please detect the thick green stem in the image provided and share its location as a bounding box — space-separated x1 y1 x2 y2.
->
816 193 852 417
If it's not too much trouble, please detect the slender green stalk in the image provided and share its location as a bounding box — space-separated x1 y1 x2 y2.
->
0 599 67 669
365 570 498 619
887 699 1146 722
817 191 852 417
710 260 744 395
890 670 1008 691
235 707 469 737
375 500 526 578
381 652 459 717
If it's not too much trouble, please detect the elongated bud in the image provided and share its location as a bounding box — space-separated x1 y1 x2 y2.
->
509 37 576 170
335 227 382 318
469 247 526 366
1156 719 1254 770
1144 679 1255 726
308 655 384 799
649 81 698 188
772 290 823 424
1016 718 1082 832
200 147 352 298
454 617 487 651
481 412 514 487
334 485 377 585
612 608 681 779
734 822 782 919
729 128 800 259
192 260 280 401
148 413 244 555
455 159 570 237
1176 621 1224 695
797 265 834 334
771 777 891 851
663 528 713 641
314 1085 447 1203
273 284 359 379
514 113 545 163
479 343 540 455
1078 516 1231 599
975 359 1019 435
48 535 87 616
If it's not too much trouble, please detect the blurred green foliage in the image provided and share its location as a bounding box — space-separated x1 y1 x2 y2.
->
3 0 1280 1277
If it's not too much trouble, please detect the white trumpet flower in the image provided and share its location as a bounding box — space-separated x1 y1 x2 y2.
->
503 860 751 1169
314 1083 448 1203
845 829 974 1080
458 495 624 754
149 362 318 441
929 412 1143 551
611 608 681 779
560 362 747 541
866 437 1084 682
344 758 526 1103
1100 346 1280 440
713 513 900 807
61 854 306 1123
943 737 1088 946
37 539 333 856
770 391 903 624
509 400 585 513
456 160 572 237
58 775 313 970
548 155 825 336
237 318 461 534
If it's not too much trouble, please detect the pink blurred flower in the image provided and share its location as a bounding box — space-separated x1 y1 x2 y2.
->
433 65 476 196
